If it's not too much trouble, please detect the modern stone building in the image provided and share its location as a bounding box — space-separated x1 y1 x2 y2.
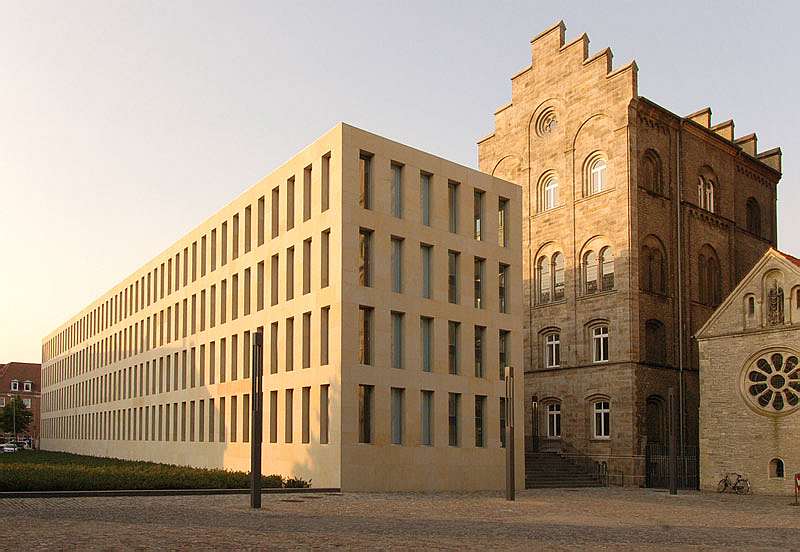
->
0 362 42 444
477 21 782 485
39 123 524 491
696 249 800 495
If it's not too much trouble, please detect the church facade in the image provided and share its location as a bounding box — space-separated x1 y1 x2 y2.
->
696 249 800 495
477 21 782 485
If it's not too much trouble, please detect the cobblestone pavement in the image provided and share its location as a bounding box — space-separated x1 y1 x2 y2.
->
1 487 798 550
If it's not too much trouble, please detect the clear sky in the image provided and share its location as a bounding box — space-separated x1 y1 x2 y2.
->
1 1 798 363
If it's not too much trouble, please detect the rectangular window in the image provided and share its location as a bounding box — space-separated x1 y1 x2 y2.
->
270 322 278 374
548 403 562 438
285 317 294 372
474 325 485 378
473 190 484 241
448 250 459 304
592 325 609 363
257 195 265 246
391 162 403 218
302 311 311 369
221 221 228 266
391 387 404 445
499 330 510 380
303 164 312 222
231 274 238 320
219 338 227 383
269 390 278 443
420 172 431 226
358 306 373 365
232 214 239 260
499 263 509 313
284 389 293 443
286 176 295 230
301 386 310 443
286 247 294 301
231 334 238 380
257 262 264 311
359 152 372 209
593 401 610 439
321 229 330 288
208 399 214 442
218 397 225 443
448 321 460 375
320 306 330 365
358 384 374 443
391 237 403 293
220 279 227 324
448 180 459 233
359 228 372 287
271 186 280 238
244 268 251 316
475 395 486 447
244 206 252 253
321 152 330 212
421 244 432 299
474 258 484 308
320 384 329 444
420 390 433 446
201 236 207 277
421 316 433 373
242 394 250 443
498 197 508 247
303 237 312 294
271 254 279 306
391 311 404 369
230 395 237 442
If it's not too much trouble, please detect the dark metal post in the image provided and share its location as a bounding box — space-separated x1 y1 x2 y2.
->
505 366 515 501
250 331 264 509
668 387 678 496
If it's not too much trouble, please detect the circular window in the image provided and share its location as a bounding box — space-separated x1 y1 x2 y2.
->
535 107 558 137
740 349 800 416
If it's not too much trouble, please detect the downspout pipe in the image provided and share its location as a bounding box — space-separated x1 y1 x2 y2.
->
676 123 685 454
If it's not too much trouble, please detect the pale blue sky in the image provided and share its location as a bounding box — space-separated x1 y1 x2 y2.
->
1 1 797 363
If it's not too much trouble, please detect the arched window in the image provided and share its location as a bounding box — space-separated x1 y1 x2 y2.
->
769 458 785 479
641 150 663 194
593 400 610 439
698 246 721 307
644 320 667 365
641 237 666 294
746 295 756 318
546 402 562 438
698 175 715 212
552 253 565 301
537 256 551 304
539 175 559 212
584 250 598 294
591 324 609 363
585 155 607 196
600 247 615 291
544 332 561 368
746 197 762 236
646 396 666 445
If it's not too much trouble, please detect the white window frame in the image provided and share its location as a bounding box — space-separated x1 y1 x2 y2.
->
0 397 5 407
547 402 562 439
545 332 561 368
543 177 558 211
592 325 609 363
593 400 610 439
22 398 32 409
590 158 607 194
23 381 32 392
10 380 19 392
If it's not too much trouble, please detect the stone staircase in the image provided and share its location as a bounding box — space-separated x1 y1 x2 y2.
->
525 451 606 488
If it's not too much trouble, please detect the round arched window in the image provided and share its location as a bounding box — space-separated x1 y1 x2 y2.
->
740 349 800 416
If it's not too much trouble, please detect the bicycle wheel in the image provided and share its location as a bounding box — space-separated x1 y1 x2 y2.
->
716 478 728 493
736 480 751 495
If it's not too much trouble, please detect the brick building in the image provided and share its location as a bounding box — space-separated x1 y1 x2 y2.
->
0 362 41 443
477 21 781 485
696 249 800 495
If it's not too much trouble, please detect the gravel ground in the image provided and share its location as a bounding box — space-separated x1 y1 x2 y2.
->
1 487 798 550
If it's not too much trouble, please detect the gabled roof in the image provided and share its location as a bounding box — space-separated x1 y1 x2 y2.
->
696 248 800 339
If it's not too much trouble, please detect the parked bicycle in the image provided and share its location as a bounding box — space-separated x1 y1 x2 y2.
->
717 473 751 495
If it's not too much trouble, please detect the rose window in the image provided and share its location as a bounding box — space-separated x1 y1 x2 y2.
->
535 108 558 137
741 351 800 415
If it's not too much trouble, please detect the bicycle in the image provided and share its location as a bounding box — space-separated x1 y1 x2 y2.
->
717 473 751 495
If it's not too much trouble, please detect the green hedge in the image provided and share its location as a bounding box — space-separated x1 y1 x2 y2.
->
0 450 306 492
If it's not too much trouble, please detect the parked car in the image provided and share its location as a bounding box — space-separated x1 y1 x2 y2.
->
1 443 18 453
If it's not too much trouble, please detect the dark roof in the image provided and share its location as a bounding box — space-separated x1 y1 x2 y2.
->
0 362 41 384
778 250 800 268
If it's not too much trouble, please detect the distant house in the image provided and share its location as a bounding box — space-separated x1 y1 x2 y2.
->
0 361 41 443
696 249 800 495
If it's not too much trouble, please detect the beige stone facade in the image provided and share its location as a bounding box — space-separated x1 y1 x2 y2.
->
697 249 800 495
39 123 524 492
477 22 781 485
